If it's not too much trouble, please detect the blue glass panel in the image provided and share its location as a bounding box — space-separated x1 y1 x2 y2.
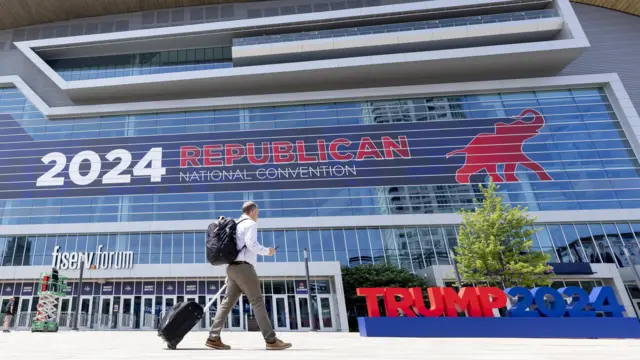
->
43 235 58 267
182 232 195 264
261 232 275 263
195 233 206 263
589 223 617 264
273 231 286 262
300 230 317 262
344 229 360 265
161 233 172 264
332 229 348 266
560 225 586 263
357 229 373 264
138 234 150 265
172 233 183 264
320 229 335 262
575 224 601 263
602 223 624 267
150 233 162 264
534 225 558 262
285 230 300 262
615 223 640 266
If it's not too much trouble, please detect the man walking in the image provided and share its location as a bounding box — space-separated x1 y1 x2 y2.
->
3 297 15 333
206 201 291 350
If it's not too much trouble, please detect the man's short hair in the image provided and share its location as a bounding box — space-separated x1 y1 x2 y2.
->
242 201 258 214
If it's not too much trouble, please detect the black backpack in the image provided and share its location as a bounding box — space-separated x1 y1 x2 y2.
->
206 217 247 265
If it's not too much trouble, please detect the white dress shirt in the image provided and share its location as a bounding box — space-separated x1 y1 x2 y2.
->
234 214 270 266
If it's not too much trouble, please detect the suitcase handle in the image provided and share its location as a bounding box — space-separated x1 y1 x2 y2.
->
204 283 227 311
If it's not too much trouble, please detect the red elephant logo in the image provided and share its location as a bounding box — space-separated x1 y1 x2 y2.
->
446 109 553 183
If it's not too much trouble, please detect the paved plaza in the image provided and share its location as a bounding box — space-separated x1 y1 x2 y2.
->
1 331 640 359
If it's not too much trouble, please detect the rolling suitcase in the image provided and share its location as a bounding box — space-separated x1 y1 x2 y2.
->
158 283 227 350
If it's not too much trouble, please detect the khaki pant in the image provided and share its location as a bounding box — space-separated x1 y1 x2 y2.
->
3 315 12 330
209 263 276 342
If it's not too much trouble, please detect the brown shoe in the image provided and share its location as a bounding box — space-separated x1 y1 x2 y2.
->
266 339 292 350
205 337 231 350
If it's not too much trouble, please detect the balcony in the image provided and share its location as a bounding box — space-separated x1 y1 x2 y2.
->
232 9 564 66
46 46 232 81
15 0 589 103
233 9 558 47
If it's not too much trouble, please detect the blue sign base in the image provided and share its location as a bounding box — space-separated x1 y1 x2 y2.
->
358 317 640 339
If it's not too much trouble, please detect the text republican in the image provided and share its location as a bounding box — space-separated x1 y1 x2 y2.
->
179 136 410 167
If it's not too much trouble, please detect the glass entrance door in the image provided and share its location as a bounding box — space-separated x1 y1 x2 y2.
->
206 296 217 329
317 295 334 330
0 298 11 328
120 297 134 329
79 297 92 328
206 296 243 330
111 297 121 329
273 295 289 330
297 297 311 329
141 297 155 329
57 297 72 329
228 297 243 330
16 297 29 329
163 296 176 319
98 297 112 329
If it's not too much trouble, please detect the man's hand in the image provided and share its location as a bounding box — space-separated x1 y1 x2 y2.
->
267 247 276 256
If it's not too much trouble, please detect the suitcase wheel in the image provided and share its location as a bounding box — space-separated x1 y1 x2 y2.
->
167 343 177 350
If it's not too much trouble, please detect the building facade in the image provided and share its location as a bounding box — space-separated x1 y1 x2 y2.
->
1 0 640 331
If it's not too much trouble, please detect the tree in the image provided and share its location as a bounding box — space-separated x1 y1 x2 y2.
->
341 264 426 331
454 181 553 288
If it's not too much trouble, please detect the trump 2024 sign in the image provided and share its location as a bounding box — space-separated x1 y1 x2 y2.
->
355 286 640 339
357 286 624 318
0 109 553 200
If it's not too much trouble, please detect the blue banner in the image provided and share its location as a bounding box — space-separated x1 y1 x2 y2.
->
0 109 554 200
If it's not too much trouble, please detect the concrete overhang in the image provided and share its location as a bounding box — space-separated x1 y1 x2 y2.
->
232 18 565 66
13 0 589 104
60 41 589 103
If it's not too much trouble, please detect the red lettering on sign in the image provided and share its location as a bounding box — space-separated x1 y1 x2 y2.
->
357 286 510 318
410 287 444 317
247 143 270 165
203 145 223 167
356 137 383 160
440 287 483 317
296 141 318 163
180 146 201 168
273 141 295 164
356 288 385 317
181 135 412 167
317 140 328 162
383 288 417 317
382 136 411 159
329 138 353 161
225 144 245 166
475 287 507 317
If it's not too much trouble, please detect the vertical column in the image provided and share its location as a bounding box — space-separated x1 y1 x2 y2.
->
330 263 349 332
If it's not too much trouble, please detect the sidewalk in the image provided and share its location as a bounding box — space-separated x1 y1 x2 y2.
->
0 331 639 359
